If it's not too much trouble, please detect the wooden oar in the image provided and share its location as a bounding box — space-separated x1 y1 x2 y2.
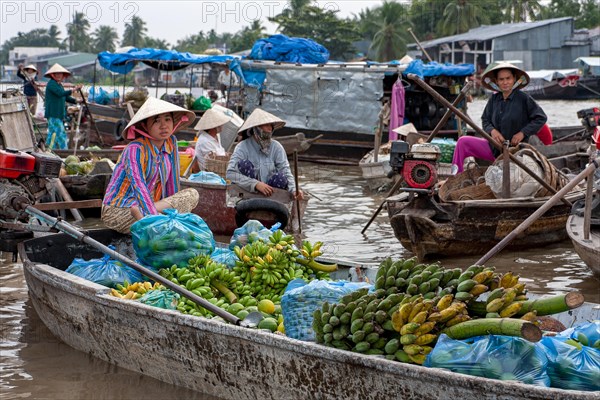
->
424 81 472 143
18 204 263 328
293 151 302 234
407 74 572 207
475 155 599 266
361 176 405 234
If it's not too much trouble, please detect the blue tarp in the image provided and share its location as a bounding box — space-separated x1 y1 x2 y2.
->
249 34 330 64
403 59 475 78
98 48 236 75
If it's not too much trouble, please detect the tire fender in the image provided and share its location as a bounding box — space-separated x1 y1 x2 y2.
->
235 198 289 230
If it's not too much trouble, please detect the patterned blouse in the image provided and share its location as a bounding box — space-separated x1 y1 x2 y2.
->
103 135 180 215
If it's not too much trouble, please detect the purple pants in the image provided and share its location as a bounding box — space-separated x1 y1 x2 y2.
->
451 136 495 173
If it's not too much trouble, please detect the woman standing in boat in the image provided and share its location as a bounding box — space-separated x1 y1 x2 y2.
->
102 97 200 234
226 108 304 200
43 63 82 150
451 62 548 174
194 107 231 169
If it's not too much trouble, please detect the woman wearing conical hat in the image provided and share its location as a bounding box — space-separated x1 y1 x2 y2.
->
43 63 82 150
102 97 200 234
17 63 43 114
194 107 231 169
226 108 304 200
451 62 548 174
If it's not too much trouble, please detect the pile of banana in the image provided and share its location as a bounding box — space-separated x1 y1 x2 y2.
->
110 281 164 299
314 257 551 365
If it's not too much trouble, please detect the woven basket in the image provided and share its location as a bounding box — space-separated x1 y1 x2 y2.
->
439 167 496 201
203 154 230 177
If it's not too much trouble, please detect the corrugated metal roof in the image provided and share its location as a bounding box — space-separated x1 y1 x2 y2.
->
418 17 573 48
45 52 97 67
574 57 600 67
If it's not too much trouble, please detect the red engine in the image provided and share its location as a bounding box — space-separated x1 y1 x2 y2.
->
402 159 438 189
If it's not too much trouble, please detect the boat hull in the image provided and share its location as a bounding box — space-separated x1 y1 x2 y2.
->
388 191 585 260
18 230 595 400
566 214 600 276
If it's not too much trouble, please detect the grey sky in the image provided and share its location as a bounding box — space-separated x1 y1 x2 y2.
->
1 1 386 47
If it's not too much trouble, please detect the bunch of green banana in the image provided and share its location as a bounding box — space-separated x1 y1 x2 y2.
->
451 265 496 303
374 257 461 299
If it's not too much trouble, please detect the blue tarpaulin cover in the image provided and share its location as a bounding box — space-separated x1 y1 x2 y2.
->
403 60 475 78
249 34 330 64
98 48 235 75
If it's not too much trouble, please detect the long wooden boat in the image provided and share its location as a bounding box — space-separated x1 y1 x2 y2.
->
181 180 308 235
522 74 600 101
386 171 586 260
566 210 600 276
17 229 598 400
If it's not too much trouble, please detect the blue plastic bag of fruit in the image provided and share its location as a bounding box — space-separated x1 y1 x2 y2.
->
228 220 280 249
131 208 215 270
138 289 180 310
555 320 600 348
281 279 372 342
540 330 600 391
425 334 550 387
65 246 143 288
210 247 237 268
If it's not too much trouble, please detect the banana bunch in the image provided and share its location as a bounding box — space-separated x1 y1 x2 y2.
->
484 286 530 320
269 230 296 253
375 257 461 299
110 281 163 300
300 241 323 260
452 266 496 303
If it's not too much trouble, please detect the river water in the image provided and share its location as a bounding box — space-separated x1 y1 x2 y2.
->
1 98 599 399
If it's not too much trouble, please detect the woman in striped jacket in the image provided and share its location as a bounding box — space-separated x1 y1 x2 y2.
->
101 97 199 234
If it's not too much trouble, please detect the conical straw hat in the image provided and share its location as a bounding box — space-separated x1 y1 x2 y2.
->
238 108 285 137
24 64 37 72
194 107 232 131
44 63 71 77
125 97 196 132
481 62 530 92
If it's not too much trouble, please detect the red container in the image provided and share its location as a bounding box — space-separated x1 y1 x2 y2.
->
0 148 36 178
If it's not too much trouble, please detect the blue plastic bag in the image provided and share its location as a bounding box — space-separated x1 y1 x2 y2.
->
540 335 600 391
188 171 226 185
65 246 143 288
138 289 179 310
425 334 550 387
555 320 600 347
211 247 238 268
131 208 216 270
228 220 280 249
281 279 373 342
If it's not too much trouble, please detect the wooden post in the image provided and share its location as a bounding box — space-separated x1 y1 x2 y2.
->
583 169 594 239
502 141 511 198
425 81 472 143
373 114 383 163
293 151 302 234
48 178 84 221
407 28 433 62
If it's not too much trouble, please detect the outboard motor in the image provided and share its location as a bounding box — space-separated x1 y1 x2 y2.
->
389 141 441 190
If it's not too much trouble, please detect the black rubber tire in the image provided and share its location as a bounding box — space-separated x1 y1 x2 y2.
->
235 198 289 230
114 118 128 140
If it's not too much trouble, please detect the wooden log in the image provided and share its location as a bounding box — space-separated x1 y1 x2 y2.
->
47 178 84 221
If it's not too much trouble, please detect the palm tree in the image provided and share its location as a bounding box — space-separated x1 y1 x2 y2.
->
92 25 118 53
281 0 311 18
354 7 381 40
438 0 489 36
122 16 147 48
66 12 91 51
501 0 543 22
369 1 410 62
249 20 265 35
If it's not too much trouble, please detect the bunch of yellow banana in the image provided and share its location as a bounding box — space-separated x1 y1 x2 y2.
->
300 241 323 260
484 284 528 318
268 230 295 252
111 281 162 300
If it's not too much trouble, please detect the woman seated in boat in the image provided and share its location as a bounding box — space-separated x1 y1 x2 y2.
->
44 63 83 150
101 97 200 234
226 108 304 200
451 62 548 174
194 107 231 169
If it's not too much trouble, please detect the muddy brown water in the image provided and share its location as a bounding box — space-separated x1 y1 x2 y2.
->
1 99 599 399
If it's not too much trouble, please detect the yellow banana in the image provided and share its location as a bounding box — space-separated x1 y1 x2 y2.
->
414 334 437 346
445 314 471 327
408 303 424 323
500 272 514 288
499 302 523 318
414 321 436 336
408 353 427 365
436 294 454 311
520 310 538 322
486 298 505 313
469 284 488 296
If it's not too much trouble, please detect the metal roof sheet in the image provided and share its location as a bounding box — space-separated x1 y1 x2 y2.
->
574 57 600 67
417 17 573 48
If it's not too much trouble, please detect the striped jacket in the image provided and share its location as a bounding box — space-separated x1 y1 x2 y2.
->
103 135 180 215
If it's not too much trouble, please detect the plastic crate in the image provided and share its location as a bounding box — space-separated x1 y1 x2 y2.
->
31 152 62 178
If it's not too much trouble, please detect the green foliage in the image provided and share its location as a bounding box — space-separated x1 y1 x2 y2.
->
369 0 412 62
122 16 147 47
175 33 208 54
269 6 361 60
0 25 64 63
91 25 118 53
230 21 265 53
500 0 544 22
66 12 91 52
438 0 490 36
145 37 171 50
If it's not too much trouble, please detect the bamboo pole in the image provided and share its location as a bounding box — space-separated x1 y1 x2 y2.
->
475 156 599 266
407 28 433 63
583 166 594 239
48 178 84 222
293 151 302 234
502 141 511 198
407 74 571 207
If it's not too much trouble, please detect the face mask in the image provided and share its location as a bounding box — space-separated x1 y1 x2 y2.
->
253 126 272 154
26 72 36 79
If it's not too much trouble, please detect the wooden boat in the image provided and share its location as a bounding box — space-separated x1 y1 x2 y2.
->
566 189 600 276
181 180 308 235
59 173 111 201
386 163 586 260
18 229 599 400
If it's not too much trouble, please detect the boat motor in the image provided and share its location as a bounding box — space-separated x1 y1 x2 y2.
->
388 141 441 190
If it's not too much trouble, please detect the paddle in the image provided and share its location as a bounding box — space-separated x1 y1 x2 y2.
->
293 151 302 233
18 203 263 328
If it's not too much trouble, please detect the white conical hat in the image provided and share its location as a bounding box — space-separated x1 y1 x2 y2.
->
24 64 37 72
238 108 285 136
124 97 196 132
194 107 232 131
44 63 71 77
481 62 530 92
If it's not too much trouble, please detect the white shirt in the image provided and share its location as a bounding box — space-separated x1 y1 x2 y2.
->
194 132 226 168
218 70 239 87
